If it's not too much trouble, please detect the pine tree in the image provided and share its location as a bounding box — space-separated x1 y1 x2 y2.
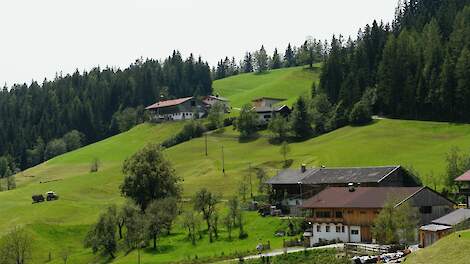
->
290 97 312 138
270 48 282 69
284 43 295 67
254 45 269 73
243 52 254 73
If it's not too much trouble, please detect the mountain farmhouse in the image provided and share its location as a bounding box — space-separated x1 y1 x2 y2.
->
301 186 454 246
267 165 420 213
145 97 207 122
251 97 290 124
202 95 231 112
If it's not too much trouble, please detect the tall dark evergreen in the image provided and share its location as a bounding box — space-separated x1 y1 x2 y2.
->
243 52 254 73
270 48 282 69
284 43 295 67
0 52 212 170
318 0 470 124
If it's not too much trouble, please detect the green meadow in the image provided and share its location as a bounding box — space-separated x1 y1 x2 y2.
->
2 67 470 263
213 65 319 112
405 230 470 264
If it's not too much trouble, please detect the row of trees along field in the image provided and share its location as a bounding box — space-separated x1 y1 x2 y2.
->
213 39 326 79
0 51 212 170
319 0 470 122
84 144 248 260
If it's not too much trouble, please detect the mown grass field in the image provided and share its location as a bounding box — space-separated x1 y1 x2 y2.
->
213 65 319 112
404 230 470 264
2 67 470 263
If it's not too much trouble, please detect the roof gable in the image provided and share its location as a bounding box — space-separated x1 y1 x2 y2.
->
432 209 470 226
455 170 470 182
145 97 193 109
302 187 423 209
267 166 401 185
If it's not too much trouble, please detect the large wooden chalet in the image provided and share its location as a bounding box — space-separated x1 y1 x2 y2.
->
302 186 455 245
267 165 421 212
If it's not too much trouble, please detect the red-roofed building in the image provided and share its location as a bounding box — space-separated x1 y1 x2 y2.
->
301 186 454 245
456 170 470 208
145 97 207 121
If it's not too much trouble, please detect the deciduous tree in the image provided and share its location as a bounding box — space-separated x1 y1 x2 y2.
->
121 144 181 211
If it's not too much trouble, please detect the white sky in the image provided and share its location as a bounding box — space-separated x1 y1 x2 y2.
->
0 0 397 86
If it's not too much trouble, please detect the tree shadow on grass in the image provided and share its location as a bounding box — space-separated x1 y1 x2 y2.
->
238 134 260 143
143 244 177 255
283 159 294 168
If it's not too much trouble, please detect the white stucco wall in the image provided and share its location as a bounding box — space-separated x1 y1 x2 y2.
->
159 111 204 120
310 223 350 245
308 223 362 246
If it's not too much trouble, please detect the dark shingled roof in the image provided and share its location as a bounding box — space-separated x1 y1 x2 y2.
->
267 166 400 185
254 105 290 113
301 187 423 209
266 168 319 185
432 209 470 226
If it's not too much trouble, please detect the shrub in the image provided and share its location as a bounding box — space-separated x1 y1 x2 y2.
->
349 100 372 125
161 121 206 148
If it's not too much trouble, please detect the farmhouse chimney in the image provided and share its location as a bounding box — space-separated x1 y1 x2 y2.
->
348 182 355 192
301 164 307 173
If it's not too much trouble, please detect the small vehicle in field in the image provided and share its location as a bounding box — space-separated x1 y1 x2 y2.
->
32 194 45 203
46 191 59 201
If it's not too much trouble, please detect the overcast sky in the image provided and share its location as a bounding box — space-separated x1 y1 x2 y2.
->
0 0 398 86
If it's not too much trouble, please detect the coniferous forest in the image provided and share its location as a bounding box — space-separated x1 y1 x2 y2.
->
319 0 470 122
1 0 470 173
0 52 212 170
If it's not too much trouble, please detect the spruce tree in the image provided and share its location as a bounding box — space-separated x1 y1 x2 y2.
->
243 52 254 73
270 48 282 69
290 97 312 138
284 43 295 67
254 45 269 73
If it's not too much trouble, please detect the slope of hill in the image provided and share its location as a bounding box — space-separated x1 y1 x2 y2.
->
405 230 470 264
213 65 319 110
2 67 470 263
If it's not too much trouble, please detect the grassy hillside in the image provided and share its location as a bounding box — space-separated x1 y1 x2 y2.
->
166 119 470 196
405 230 470 264
3 66 470 263
213 65 319 110
3 118 470 263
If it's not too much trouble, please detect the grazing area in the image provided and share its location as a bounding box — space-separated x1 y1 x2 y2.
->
213 66 319 111
2 67 470 263
405 230 470 264
2 118 470 262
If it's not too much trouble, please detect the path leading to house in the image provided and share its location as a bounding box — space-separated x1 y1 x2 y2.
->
216 243 344 263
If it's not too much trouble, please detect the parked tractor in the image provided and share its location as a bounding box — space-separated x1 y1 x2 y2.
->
32 191 59 203
46 191 59 201
32 194 45 203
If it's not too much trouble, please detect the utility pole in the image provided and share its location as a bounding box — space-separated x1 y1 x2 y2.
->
205 133 208 156
222 145 225 175
249 163 253 199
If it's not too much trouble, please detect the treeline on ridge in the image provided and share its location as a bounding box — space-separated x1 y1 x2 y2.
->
318 0 470 123
0 52 212 170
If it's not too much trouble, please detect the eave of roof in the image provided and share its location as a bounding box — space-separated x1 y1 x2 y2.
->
431 208 470 226
145 97 193 109
455 170 470 182
252 97 287 102
254 105 289 113
420 224 452 232
301 186 422 209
